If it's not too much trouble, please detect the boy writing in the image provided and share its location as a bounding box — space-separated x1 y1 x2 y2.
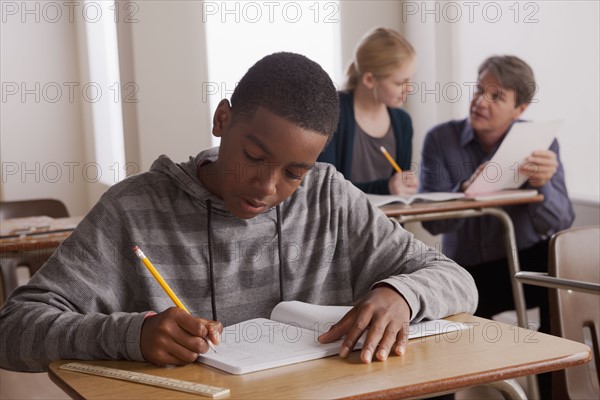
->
0 53 477 372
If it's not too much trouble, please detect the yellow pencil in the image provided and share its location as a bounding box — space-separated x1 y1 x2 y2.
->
133 245 217 353
379 146 402 174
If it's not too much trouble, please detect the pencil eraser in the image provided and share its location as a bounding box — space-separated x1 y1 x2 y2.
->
133 245 139 252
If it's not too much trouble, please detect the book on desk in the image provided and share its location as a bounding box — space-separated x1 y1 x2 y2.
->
367 189 539 207
197 301 468 375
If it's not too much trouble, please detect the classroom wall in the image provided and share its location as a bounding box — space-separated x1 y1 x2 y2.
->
125 1 213 173
0 1 214 213
339 1 404 81
2 1 598 220
403 0 600 203
0 4 90 215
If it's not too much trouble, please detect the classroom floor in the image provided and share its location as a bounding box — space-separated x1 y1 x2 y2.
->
0 369 69 400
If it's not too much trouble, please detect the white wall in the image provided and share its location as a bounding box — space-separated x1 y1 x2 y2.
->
2 1 597 219
0 1 214 213
0 3 89 215
127 1 213 172
339 1 404 79
404 0 600 204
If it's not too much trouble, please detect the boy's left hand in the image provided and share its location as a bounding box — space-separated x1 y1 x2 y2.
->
317 285 411 363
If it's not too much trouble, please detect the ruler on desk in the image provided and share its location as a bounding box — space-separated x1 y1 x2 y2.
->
59 362 230 398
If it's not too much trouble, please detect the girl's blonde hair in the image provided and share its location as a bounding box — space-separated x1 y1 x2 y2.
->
345 27 416 91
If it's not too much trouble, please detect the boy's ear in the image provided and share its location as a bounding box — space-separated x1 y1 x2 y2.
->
212 99 233 137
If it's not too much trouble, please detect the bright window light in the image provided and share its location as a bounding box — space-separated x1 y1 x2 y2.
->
203 0 341 146
84 0 126 184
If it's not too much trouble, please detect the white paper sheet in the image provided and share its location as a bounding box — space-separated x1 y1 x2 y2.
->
465 120 562 195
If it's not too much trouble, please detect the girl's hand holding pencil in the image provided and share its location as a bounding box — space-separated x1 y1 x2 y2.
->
388 171 418 196
379 146 419 196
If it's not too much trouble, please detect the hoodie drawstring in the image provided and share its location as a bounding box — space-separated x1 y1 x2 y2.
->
206 200 218 321
205 200 284 321
276 205 284 302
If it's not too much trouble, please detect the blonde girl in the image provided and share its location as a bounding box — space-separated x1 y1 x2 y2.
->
319 28 418 195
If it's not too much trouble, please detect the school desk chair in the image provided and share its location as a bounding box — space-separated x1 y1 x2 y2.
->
515 225 600 400
0 199 69 303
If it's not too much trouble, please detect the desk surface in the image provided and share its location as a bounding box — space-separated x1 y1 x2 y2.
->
48 314 590 400
0 216 82 253
380 194 544 217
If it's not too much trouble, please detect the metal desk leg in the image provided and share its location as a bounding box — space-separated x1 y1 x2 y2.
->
481 209 540 400
396 207 540 399
395 208 529 327
479 209 528 329
0 257 20 304
486 379 528 400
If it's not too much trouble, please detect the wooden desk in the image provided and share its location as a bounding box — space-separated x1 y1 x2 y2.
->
381 195 544 331
48 314 591 400
380 195 544 218
0 216 82 300
381 195 545 399
0 216 82 253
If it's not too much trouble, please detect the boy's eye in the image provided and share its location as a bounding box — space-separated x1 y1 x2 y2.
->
244 149 263 162
285 169 303 181
285 171 302 181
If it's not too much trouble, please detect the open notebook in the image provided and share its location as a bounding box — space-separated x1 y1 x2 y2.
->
197 301 468 375
366 192 465 206
367 189 538 207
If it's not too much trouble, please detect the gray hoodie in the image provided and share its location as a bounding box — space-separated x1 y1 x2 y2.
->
0 148 477 372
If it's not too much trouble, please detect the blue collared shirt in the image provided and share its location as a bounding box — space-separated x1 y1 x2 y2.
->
419 118 575 266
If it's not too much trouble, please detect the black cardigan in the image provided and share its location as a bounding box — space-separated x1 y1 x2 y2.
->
318 91 414 194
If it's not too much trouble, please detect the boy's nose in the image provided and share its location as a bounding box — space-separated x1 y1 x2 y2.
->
252 168 277 197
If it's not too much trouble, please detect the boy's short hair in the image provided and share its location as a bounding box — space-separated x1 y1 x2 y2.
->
230 52 339 138
478 55 536 107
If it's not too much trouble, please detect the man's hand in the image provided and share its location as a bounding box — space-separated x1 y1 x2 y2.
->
140 307 223 366
317 286 412 363
389 171 419 196
520 149 558 187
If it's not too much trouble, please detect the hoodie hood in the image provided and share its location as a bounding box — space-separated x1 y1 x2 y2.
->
149 147 232 216
148 147 286 319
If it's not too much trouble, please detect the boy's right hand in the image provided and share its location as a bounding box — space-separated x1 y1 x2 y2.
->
140 307 222 366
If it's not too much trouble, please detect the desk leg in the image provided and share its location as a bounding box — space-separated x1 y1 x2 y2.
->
481 210 540 400
0 257 20 303
396 208 529 328
485 379 528 400
397 208 539 399
480 209 528 329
